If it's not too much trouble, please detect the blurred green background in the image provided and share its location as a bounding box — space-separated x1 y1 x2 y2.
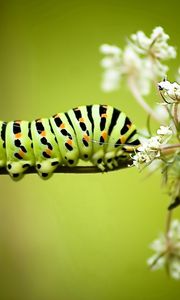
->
0 0 180 299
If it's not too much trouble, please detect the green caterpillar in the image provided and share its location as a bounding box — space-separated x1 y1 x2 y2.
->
0 104 140 180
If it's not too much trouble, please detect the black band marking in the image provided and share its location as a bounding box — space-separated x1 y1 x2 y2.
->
108 108 121 136
120 117 131 135
86 105 94 133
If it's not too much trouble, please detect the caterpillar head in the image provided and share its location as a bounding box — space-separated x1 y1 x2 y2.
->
6 160 32 181
35 158 60 179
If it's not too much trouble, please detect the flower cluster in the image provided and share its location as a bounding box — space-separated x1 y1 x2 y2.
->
158 79 180 103
100 44 122 91
147 220 180 280
130 27 176 60
100 25 180 280
100 27 176 95
132 126 172 170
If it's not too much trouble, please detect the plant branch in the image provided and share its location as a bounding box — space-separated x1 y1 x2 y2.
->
165 210 172 236
0 159 133 175
160 143 180 155
174 103 180 130
128 76 162 123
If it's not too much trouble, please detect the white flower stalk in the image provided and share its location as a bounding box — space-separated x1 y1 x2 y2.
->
147 219 180 280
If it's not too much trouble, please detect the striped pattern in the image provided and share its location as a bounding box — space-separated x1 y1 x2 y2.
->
0 104 140 180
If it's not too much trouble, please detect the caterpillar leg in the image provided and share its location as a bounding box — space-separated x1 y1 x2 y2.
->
104 151 119 170
91 149 106 171
6 161 32 180
105 148 134 170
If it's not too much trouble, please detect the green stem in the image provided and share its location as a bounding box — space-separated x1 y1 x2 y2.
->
128 76 162 123
160 143 180 155
174 103 179 126
165 210 172 237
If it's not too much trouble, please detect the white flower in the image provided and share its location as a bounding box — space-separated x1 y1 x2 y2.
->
101 69 121 91
148 220 180 280
132 152 152 168
158 80 172 91
100 27 176 95
151 26 166 40
128 27 176 88
132 138 161 169
132 129 172 169
130 26 176 60
122 46 142 72
157 126 172 136
100 44 122 92
122 47 152 95
147 255 166 271
170 260 180 280
100 44 121 55
168 219 180 240
148 136 161 149
158 80 180 102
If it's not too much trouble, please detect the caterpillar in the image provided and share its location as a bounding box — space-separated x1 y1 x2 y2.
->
0 104 140 180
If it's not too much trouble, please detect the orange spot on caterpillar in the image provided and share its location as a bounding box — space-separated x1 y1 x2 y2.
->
15 133 22 139
46 149 52 156
60 123 65 129
127 124 131 129
83 134 90 142
41 131 46 137
79 117 84 123
102 131 107 140
67 139 72 145
120 136 126 144
101 114 107 118
18 149 24 158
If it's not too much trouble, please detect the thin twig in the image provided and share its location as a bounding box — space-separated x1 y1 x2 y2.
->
0 159 133 175
174 103 179 128
165 210 172 236
160 143 180 155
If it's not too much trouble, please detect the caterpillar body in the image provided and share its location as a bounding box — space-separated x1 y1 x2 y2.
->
0 104 140 180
